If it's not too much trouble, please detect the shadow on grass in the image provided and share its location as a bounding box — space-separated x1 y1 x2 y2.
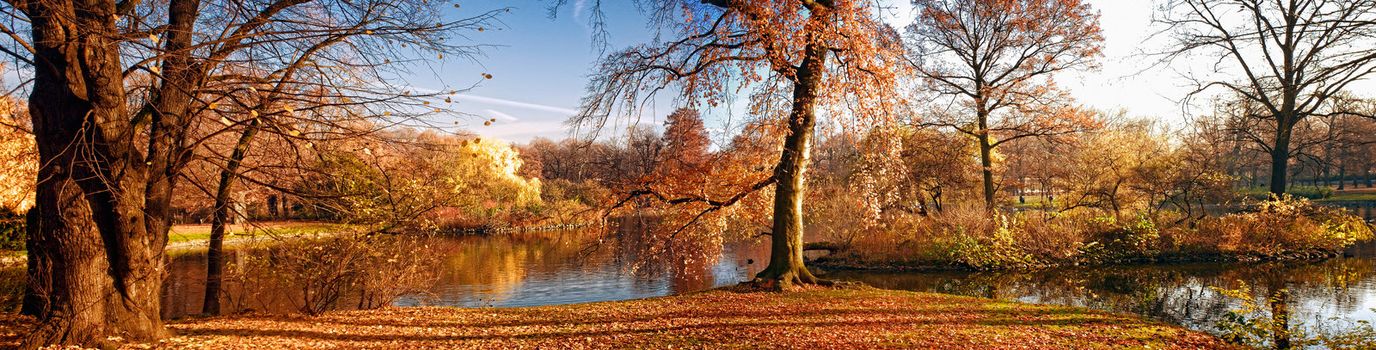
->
176 303 1160 345
179 315 1149 344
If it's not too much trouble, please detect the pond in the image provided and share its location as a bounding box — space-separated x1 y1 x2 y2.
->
141 224 1376 343
158 229 769 318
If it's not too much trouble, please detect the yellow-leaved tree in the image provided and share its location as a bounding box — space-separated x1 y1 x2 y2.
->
0 93 32 213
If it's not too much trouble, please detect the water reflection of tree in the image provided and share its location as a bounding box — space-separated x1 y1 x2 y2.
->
612 216 722 294
432 235 539 305
830 258 1376 334
425 229 629 305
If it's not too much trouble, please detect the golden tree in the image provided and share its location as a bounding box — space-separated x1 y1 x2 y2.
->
0 93 32 213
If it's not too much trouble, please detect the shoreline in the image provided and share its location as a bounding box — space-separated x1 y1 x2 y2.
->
808 248 1347 273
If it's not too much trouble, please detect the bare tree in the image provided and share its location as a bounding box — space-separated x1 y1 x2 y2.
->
1157 0 1376 195
906 0 1105 208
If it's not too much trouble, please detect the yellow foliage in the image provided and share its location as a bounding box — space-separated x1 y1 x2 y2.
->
0 98 33 213
445 138 541 207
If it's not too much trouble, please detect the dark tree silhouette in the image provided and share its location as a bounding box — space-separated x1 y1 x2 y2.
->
1157 0 1376 195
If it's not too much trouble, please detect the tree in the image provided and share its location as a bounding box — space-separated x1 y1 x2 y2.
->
0 92 31 213
850 125 979 216
1059 118 1171 218
0 0 501 345
907 0 1104 208
1157 0 1376 195
624 124 664 184
571 0 903 288
659 108 711 173
303 131 542 230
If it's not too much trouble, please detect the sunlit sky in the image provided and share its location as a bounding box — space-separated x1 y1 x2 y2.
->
418 0 1368 144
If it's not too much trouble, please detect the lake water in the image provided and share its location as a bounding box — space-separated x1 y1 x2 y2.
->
141 221 1376 343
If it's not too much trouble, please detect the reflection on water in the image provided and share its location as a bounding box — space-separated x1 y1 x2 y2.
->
158 229 769 318
1332 201 1376 222
824 245 1376 339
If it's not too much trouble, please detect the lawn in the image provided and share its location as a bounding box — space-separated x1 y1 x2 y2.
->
167 221 351 245
1317 191 1376 203
89 286 1235 349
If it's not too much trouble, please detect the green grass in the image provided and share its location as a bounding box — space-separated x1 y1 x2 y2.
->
167 221 352 244
1316 192 1376 203
0 222 354 259
1238 185 1334 200
1007 195 1056 209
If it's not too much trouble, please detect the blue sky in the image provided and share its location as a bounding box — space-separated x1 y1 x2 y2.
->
425 0 1372 144
409 1 658 143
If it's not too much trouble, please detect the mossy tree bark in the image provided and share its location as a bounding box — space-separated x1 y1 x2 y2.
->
976 105 997 209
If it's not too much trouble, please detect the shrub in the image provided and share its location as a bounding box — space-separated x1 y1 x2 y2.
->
1240 185 1333 200
1079 215 1161 264
0 208 23 251
1196 195 1372 257
928 218 1037 269
238 233 440 315
1007 211 1092 262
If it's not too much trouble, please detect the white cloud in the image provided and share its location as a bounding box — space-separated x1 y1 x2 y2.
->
484 109 521 122
453 94 578 115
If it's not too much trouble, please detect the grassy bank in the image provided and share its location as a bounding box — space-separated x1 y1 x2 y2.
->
166 221 352 247
0 287 1233 349
0 221 352 265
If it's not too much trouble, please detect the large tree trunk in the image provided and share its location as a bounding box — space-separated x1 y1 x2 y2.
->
754 40 827 289
1269 125 1292 196
204 118 260 315
22 138 113 347
974 99 996 208
21 0 170 347
1338 144 1349 190
1366 165 1373 188
978 133 996 208
1338 162 1347 190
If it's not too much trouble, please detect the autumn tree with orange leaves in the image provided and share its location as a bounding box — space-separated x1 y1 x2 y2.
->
658 108 711 176
570 0 904 288
907 0 1104 208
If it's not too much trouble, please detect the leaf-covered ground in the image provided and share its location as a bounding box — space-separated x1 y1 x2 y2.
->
120 286 1234 349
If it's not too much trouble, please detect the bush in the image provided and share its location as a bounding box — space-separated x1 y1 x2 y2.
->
929 220 1037 269
1079 215 1161 264
1195 195 1372 257
0 208 24 251
237 233 440 315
